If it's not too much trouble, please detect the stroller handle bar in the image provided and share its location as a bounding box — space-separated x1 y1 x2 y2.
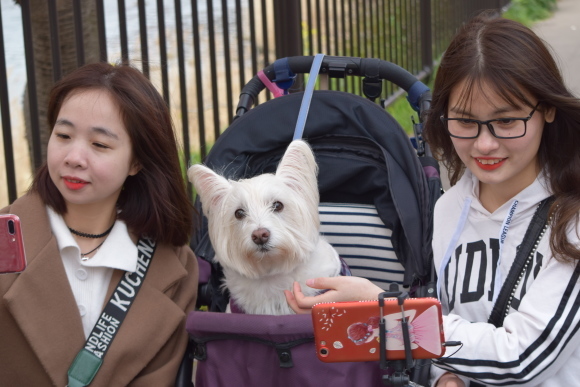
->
235 55 432 119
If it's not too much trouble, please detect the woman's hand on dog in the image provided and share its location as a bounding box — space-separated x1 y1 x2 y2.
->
436 373 466 387
284 276 384 314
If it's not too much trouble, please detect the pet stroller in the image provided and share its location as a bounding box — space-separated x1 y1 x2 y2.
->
179 55 443 387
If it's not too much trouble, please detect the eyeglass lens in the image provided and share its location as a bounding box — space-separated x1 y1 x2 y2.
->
447 118 526 139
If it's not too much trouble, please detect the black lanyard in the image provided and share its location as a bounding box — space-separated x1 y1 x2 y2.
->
67 237 157 387
488 196 554 327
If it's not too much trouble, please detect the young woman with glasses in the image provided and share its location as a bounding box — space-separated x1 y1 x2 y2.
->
285 11 580 387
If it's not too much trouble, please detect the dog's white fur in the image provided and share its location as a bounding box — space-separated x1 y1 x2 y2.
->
187 140 342 315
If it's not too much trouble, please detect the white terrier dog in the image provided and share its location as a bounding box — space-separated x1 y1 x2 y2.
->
187 140 342 315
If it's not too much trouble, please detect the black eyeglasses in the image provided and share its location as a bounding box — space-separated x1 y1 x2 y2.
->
440 102 541 139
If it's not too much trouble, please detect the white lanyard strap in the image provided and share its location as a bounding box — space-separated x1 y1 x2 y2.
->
437 197 471 300
493 200 519 304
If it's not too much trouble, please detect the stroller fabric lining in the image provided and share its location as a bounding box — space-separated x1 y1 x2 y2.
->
319 203 403 287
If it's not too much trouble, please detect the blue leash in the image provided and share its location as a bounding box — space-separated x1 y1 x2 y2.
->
293 53 325 140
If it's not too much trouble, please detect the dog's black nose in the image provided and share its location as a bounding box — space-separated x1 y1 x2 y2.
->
252 228 270 245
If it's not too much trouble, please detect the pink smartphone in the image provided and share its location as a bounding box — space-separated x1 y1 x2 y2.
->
0 214 27 273
312 297 445 362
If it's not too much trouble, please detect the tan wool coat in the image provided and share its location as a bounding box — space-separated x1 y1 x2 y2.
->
0 193 198 386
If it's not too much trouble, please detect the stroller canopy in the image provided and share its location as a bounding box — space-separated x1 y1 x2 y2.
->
193 89 435 288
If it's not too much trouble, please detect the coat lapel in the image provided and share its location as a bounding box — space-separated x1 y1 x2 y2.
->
3 194 191 385
92 242 190 383
3 194 85 386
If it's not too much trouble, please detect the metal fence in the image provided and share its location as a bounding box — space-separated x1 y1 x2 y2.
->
0 0 509 206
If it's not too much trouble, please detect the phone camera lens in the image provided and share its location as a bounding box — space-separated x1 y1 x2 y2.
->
320 348 329 357
8 220 15 235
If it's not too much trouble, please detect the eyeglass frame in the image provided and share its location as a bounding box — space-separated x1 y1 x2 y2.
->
440 101 542 139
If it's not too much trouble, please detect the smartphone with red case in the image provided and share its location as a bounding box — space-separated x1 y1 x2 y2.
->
312 297 445 362
0 214 27 273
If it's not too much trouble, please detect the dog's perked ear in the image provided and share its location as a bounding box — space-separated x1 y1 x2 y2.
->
276 140 319 198
187 164 231 214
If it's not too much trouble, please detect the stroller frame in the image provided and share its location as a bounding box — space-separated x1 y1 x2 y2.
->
179 55 442 387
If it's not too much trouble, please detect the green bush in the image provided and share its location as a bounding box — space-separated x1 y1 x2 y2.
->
503 0 557 26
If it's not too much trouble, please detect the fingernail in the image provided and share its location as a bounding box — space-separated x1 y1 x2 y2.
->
306 279 314 286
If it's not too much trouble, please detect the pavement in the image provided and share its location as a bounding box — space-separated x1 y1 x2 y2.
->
532 0 580 97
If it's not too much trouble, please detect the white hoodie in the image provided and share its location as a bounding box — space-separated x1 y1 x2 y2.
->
431 170 580 386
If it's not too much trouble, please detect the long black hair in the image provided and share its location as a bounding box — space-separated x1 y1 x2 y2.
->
424 11 580 261
31 62 196 246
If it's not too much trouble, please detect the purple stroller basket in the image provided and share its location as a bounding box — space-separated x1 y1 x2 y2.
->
187 310 387 387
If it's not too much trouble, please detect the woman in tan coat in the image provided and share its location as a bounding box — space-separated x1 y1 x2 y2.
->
0 62 198 386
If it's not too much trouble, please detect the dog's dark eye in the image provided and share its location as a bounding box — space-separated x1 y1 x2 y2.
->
234 209 246 219
272 201 284 212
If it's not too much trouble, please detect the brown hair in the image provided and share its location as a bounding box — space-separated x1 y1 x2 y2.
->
424 11 580 261
31 62 195 246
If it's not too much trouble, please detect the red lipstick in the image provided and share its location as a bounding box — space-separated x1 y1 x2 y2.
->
63 177 88 190
474 157 506 171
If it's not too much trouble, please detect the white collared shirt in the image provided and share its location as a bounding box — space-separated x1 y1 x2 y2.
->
47 206 139 338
